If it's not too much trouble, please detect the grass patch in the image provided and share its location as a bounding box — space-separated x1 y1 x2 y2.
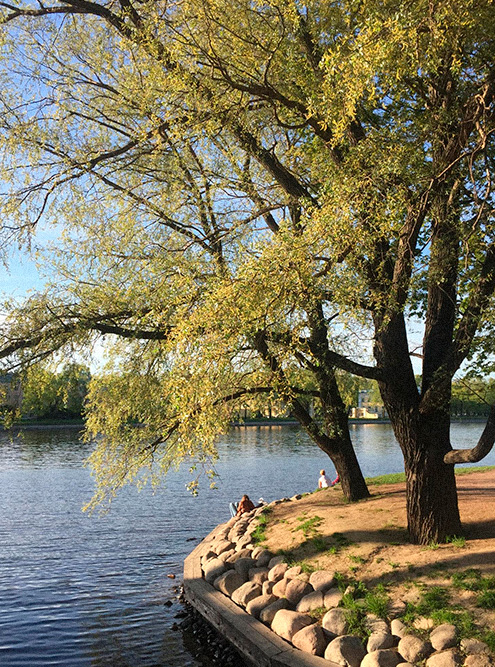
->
365 466 494 487
446 535 466 548
251 507 272 544
366 472 406 486
478 591 495 609
293 515 323 537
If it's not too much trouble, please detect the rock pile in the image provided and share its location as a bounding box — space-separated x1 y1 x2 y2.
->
199 501 493 666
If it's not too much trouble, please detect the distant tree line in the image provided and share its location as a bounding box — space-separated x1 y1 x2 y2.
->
1 363 91 421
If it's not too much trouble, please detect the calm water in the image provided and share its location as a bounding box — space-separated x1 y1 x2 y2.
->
0 423 492 667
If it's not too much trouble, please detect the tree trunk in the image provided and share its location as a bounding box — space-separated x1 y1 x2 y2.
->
391 409 462 544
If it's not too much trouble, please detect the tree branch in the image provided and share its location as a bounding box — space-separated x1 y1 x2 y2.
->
444 404 495 464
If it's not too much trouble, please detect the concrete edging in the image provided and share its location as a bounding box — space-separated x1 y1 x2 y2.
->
183 523 332 667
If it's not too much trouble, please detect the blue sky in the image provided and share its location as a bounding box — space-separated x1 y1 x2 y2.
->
0 252 43 299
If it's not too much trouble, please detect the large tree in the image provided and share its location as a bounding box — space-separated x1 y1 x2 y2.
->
0 0 494 542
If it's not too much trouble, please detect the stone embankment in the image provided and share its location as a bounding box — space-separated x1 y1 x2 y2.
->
183 496 492 667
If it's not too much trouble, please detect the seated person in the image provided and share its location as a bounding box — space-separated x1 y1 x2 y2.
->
229 494 256 518
318 469 331 488
318 469 340 488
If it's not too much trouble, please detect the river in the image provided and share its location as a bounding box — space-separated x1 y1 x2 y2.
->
0 422 492 667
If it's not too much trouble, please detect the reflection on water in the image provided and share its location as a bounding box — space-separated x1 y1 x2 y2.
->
0 422 493 667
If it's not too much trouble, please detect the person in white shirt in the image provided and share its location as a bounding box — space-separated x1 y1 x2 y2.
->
318 469 331 488
318 469 340 489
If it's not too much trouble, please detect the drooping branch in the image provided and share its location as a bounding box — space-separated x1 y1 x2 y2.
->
444 404 495 464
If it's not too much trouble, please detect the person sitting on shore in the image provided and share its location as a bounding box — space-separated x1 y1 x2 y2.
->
318 469 331 488
318 469 340 488
229 494 256 518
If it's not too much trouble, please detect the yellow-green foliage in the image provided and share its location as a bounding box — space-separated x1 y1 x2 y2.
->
0 0 493 509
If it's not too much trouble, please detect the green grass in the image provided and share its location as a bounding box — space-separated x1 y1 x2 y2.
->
446 535 466 548
293 515 323 537
364 466 494 487
251 507 272 544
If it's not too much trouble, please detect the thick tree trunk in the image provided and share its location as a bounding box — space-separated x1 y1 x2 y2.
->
291 396 370 502
390 409 462 544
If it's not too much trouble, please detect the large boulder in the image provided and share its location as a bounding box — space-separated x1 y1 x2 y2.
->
262 580 275 596
259 598 292 625
254 549 272 568
426 650 462 667
463 655 493 667
398 636 433 663
285 565 303 579
231 581 262 608
211 538 234 555
292 624 327 656
361 650 403 667
460 639 490 656
213 570 245 596
272 578 288 597
322 608 350 636
249 567 269 586
430 624 458 651
296 590 324 613
367 632 396 652
391 619 408 639
285 579 314 605
324 635 366 667
203 558 226 584
268 555 286 568
324 587 344 609
268 562 289 582
271 609 313 642
309 570 336 592
365 615 390 634
226 548 252 563
234 557 256 579
218 549 236 563
246 594 278 619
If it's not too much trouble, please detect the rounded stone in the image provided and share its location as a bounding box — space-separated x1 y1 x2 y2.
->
259 597 293 625
361 649 403 667
367 632 396 652
249 567 269 585
430 624 458 651
246 593 278 619
322 608 349 636
324 635 366 667
398 635 433 663
231 581 262 608
268 555 285 568
285 578 313 605
296 590 324 613
324 587 344 609
272 577 288 597
285 565 303 579
426 650 462 667
268 562 289 582
463 655 493 667
203 557 226 583
213 569 245 596
391 619 408 639
460 639 490 656
234 557 256 579
309 570 336 592
292 623 327 657
271 609 313 641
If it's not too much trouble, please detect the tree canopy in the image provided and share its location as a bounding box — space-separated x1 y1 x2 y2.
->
0 0 494 541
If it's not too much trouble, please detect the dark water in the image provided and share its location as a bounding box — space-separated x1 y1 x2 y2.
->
0 423 492 667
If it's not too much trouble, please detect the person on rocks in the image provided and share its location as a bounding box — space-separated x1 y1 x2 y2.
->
229 494 255 518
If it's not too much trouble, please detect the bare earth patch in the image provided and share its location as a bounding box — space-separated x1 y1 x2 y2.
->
262 468 495 636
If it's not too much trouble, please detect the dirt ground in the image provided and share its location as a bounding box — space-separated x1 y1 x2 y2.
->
262 468 495 631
